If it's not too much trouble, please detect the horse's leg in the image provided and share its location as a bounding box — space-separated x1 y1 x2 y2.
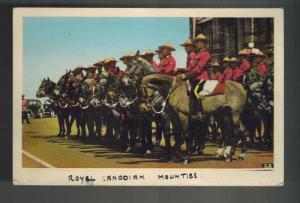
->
197 119 208 155
80 110 87 140
178 111 191 164
211 115 218 142
115 111 123 146
105 109 113 140
154 114 163 145
67 109 75 137
75 108 81 137
161 112 172 161
122 116 131 151
144 114 153 156
110 109 121 144
65 109 71 138
262 112 272 148
237 119 247 160
86 108 95 139
95 108 102 138
56 110 63 137
129 114 139 152
219 106 235 163
166 107 182 159
61 109 68 137
257 120 263 147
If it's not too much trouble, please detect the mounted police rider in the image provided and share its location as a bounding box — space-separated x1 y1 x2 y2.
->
178 33 211 120
156 43 176 75
93 60 109 138
140 49 159 70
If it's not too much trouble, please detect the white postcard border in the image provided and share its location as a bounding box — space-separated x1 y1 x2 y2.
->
13 8 284 186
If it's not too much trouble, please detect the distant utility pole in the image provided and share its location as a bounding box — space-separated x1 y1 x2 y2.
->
192 17 196 38
250 18 254 43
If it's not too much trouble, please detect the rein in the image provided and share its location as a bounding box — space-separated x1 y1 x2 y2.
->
143 76 178 114
104 99 119 108
58 100 69 109
119 96 138 108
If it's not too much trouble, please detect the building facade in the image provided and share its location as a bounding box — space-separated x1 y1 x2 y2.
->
189 18 274 61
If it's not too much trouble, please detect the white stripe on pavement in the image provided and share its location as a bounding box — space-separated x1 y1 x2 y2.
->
22 150 55 168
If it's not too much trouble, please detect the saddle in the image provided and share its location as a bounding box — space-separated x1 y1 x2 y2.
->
193 80 226 99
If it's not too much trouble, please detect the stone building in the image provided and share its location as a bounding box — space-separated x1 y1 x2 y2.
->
189 17 274 61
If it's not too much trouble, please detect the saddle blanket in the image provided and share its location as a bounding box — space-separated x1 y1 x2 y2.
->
193 80 226 99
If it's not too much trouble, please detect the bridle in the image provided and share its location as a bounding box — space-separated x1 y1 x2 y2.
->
140 76 178 114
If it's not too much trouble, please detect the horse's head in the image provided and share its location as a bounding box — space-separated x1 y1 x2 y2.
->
137 74 177 112
105 87 117 103
36 77 56 98
137 83 155 112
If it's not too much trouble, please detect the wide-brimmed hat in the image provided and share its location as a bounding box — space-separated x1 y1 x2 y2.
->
158 43 176 51
84 65 97 72
230 57 238 62
103 57 118 64
252 48 264 57
193 33 207 42
119 52 136 60
255 51 265 57
72 65 84 73
223 57 230 62
141 49 156 56
180 38 194 47
210 61 220 67
93 60 104 67
238 48 253 55
155 49 163 54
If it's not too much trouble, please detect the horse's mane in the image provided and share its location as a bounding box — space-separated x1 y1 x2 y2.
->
142 73 175 93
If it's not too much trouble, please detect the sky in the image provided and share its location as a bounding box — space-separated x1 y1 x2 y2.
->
23 17 189 99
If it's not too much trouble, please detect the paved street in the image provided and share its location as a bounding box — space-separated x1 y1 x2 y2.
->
22 117 273 168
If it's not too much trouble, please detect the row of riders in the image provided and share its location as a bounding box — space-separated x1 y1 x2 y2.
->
36 33 273 164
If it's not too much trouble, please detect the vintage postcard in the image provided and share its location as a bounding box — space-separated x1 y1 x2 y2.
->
13 8 284 186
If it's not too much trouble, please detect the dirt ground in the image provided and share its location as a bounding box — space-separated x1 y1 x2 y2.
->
22 117 273 168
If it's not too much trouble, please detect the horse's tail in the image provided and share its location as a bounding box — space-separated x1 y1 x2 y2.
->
240 92 255 128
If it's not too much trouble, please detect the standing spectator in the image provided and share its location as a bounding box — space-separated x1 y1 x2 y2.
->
22 94 30 124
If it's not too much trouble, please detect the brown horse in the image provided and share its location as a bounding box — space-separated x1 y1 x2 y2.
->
139 73 247 163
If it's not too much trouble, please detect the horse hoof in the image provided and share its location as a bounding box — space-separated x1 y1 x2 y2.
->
168 157 176 164
125 147 133 153
238 153 246 160
182 159 190 165
144 150 152 157
223 146 232 158
224 158 232 163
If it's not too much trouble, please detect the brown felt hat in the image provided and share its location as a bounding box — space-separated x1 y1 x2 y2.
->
158 43 176 51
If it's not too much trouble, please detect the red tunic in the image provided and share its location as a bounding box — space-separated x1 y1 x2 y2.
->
186 52 196 67
224 67 233 80
187 48 211 80
232 67 244 82
240 59 251 73
158 54 176 75
150 60 159 69
109 67 125 78
215 72 225 82
22 99 28 112
256 62 268 76
232 59 251 82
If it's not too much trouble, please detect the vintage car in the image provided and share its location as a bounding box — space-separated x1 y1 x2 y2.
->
27 99 56 118
27 99 44 118
42 99 56 118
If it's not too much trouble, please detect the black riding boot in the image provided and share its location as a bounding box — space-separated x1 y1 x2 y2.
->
190 93 205 121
